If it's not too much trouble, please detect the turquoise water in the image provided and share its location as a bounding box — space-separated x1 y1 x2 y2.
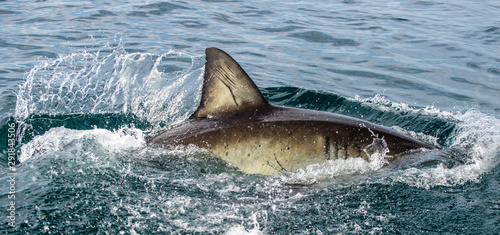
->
1 0 499 233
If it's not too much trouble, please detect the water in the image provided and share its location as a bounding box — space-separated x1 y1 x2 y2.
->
1 0 499 233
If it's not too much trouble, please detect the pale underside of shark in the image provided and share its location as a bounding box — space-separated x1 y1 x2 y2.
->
148 48 436 175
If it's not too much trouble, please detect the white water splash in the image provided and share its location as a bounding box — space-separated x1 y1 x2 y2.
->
354 94 458 119
19 126 146 163
277 97 500 188
272 150 390 186
389 109 500 189
224 212 267 235
13 43 499 190
19 96 499 189
15 44 205 128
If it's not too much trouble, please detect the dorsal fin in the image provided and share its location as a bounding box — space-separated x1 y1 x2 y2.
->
189 48 269 119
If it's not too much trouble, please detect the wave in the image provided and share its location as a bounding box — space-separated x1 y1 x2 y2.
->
3 45 499 234
9 45 500 190
15 43 205 142
8 105 498 233
270 105 500 189
13 97 500 190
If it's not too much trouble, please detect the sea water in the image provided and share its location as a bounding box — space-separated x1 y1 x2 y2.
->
1 0 499 233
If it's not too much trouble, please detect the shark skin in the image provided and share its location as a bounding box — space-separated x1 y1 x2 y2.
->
148 48 436 175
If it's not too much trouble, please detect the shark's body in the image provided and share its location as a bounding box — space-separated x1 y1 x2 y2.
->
148 48 435 175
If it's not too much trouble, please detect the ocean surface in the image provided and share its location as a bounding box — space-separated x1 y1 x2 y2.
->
1 0 499 234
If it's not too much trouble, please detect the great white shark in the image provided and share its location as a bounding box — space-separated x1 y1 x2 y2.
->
148 48 436 175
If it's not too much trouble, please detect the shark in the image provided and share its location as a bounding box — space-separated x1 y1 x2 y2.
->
148 47 436 175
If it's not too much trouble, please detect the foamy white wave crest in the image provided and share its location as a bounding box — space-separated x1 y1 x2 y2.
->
271 104 500 188
224 210 267 235
225 226 264 235
356 94 499 157
354 94 456 118
274 150 390 185
15 43 204 128
19 127 145 163
394 109 500 188
13 43 499 191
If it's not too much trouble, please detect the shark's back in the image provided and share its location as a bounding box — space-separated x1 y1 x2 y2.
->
148 48 436 175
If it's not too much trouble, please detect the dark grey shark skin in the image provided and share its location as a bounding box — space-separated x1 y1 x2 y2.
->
148 48 436 175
